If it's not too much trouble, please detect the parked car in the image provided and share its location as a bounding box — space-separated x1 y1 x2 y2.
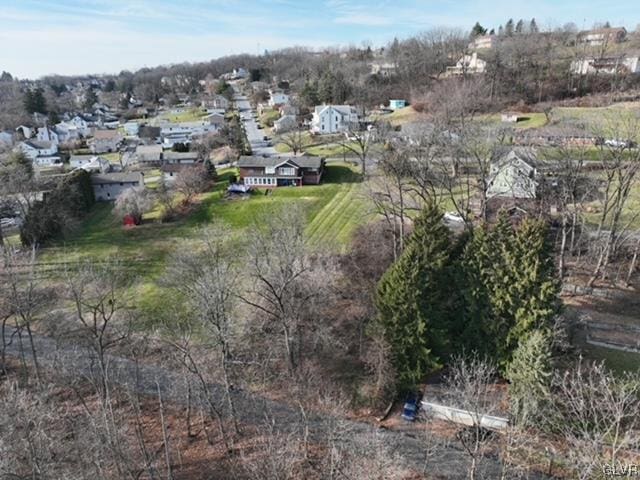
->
257 125 263 129
401 392 422 422
263 135 269 141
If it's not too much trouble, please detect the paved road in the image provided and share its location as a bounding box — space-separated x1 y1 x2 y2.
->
1 328 551 479
233 89 277 157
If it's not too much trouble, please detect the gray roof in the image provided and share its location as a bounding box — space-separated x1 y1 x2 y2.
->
163 151 199 161
238 155 323 169
91 172 143 185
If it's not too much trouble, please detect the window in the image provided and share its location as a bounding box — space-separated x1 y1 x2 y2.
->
265 166 275 174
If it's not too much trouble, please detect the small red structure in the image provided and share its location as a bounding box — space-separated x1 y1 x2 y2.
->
123 214 138 228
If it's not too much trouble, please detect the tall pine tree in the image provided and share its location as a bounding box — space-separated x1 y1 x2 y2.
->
375 203 452 389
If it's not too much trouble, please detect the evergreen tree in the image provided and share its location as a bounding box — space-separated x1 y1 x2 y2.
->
300 80 319 107
529 18 539 33
505 18 515 36
83 88 99 111
603 21 611 28
203 157 217 181
23 87 47 114
515 19 524 34
457 213 560 368
318 71 335 104
375 203 452 389
471 22 488 38
498 25 504 36
0 71 13 82
505 329 553 426
489 28 495 35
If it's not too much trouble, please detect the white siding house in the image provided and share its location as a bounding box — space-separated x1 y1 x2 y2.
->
446 52 487 75
487 150 538 199
311 105 359 134
17 141 62 167
268 89 289 107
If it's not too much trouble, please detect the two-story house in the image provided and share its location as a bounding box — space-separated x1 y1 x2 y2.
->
17 140 61 167
91 172 144 201
70 154 111 173
268 89 289 107
36 126 59 145
446 52 487 75
89 129 123 153
311 105 359 134
487 149 538 199
571 55 640 75
238 155 324 187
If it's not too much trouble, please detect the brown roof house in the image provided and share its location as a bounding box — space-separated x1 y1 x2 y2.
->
89 129 123 153
238 155 324 188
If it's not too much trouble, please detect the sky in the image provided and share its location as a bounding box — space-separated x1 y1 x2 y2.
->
0 0 639 79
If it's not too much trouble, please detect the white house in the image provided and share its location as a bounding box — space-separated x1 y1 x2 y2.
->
578 27 627 46
202 95 230 110
268 89 289 107
91 172 144 201
273 115 297 133
17 141 61 167
571 55 640 75
446 52 487 75
36 126 59 145
369 62 397 76
123 122 140 137
487 149 538 199
469 34 497 50
311 105 359 134
70 154 111 173
15 125 34 139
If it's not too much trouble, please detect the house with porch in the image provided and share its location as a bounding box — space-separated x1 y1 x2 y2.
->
238 155 324 188
446 52 487 75
578 27 627 46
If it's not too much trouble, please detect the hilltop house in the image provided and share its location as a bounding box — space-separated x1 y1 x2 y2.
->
311 105 359 134
469 34 497 50
487 149 538 199
578 27 627 46
446 52 487 75
369 61 397 76
91 172 144 201
571 55 640 75
89 129 123 153
16 141 61 167
238 155 324 187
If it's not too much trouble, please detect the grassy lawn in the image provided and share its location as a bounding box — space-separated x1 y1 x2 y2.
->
152 108 208 124
551 103 640 128
259 108 280 129
376 106 421 126
36 163 370 326
581 343 640 375
40 162 369 277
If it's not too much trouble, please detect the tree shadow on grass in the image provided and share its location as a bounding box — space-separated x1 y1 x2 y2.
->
323 164 361 184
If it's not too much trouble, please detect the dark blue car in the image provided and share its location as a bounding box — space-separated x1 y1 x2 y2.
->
401 392 421 422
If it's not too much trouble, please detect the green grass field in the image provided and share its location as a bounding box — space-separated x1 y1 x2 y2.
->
152 108 208 124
